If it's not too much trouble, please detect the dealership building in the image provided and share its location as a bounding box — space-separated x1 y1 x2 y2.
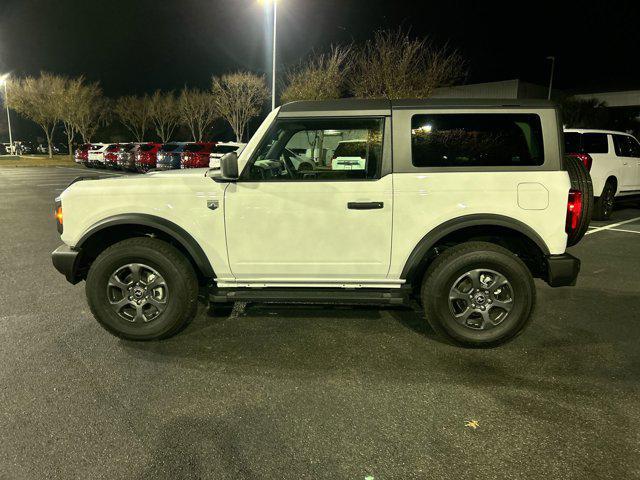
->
432 79 640 108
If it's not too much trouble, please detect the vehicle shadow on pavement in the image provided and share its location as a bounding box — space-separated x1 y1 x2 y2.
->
118 285 639 387
115 287 639 480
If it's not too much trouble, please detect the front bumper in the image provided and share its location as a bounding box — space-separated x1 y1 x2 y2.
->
51 244 82 284
545 253 580 287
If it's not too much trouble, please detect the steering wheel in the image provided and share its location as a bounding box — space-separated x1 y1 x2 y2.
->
279 150 296 178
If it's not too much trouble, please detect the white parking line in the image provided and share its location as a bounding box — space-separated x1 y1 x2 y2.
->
585 216 640 235
54 166 123 176
607 228 640 235
0 172 92 178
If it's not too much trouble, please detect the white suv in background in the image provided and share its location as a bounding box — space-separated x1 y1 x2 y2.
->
564 129 640 219
86 143 108 168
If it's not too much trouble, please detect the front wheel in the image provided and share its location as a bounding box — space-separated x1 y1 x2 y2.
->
421 241 536 348
86 237 199 340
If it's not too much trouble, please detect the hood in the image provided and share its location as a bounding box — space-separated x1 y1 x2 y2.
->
61 168 215 197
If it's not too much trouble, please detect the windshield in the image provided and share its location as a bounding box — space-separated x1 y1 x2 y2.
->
212 145 238 154
139 144 156 152
184 144 204 152
161 143 180 152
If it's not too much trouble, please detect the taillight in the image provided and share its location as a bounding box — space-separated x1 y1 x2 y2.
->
54 198 63 234
566 189 583 234
568 153 592 172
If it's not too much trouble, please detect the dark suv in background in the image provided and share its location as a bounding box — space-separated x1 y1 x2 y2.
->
155 142 188 170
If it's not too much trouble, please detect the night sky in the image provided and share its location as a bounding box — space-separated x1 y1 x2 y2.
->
1 0 639 95
1 0 639 140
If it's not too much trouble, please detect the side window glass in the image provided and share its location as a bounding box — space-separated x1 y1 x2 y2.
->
581 133 608 154
244 118 384 181
613 135 629 157
410 113 544 167
626 136 640 158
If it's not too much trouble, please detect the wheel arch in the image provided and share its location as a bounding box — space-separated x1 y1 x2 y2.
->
401 214 550 288
74 214 215 283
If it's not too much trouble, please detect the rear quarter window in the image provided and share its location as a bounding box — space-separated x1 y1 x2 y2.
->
581 133 608 154
334 141 367 158
564 132 581 153
411 113 544 167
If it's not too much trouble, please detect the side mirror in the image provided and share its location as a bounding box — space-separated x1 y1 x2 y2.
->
219 152 239 181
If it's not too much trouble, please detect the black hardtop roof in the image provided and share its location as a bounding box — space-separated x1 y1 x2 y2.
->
279 98 557 113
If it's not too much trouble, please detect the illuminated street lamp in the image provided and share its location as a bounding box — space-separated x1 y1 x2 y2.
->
259 0 278 111
0 74 13 155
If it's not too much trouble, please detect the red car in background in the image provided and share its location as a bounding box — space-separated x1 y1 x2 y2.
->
180 142 216 169
103 144 123 169
74 143 91 167
134 143 162 173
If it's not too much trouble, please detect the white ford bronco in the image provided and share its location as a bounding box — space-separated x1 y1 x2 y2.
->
52 99 586 347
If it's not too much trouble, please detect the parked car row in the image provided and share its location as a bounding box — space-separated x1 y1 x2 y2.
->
0 141 69 155
74 141 246 173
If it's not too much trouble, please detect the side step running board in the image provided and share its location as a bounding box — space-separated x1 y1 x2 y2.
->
210 287 411 306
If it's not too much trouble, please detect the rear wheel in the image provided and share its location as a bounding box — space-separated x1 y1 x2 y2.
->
86 237 199 340
421 242 536 348
593 179 616 220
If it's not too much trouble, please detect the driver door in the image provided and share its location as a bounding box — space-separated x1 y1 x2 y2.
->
223 116 393 283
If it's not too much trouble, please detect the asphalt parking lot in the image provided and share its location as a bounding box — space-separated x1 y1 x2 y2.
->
0 166 639 480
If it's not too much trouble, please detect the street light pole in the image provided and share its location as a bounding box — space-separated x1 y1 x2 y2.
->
3 81 13 154
271 0 277 111
546 56 555 100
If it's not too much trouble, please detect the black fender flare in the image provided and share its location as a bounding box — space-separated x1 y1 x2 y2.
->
76 213 215 277
400 214 551 281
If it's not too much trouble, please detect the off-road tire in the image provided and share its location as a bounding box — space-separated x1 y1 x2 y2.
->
86 237 199 340
421 241 536 348
565 155 593 246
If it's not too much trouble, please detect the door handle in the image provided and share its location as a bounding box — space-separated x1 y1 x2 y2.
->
347 201 384 210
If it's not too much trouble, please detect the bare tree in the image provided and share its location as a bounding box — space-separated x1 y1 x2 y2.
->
6 72 67 158
59 76 81 155
59 76 108 154
114 95 152 142
149 90 180 143
280 45 351 104
73 83 109 143
178 87 218 141
350 28 466 99
211 72 269 142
